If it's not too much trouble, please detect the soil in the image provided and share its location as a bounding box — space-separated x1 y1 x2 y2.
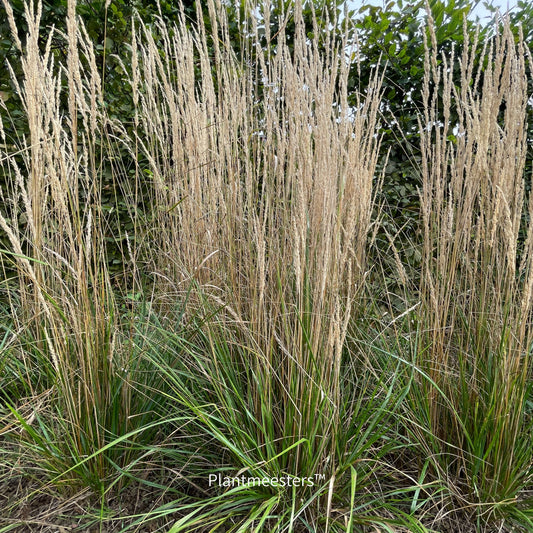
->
0 468 178 532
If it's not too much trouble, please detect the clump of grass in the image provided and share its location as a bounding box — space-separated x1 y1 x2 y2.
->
0 0 143 492
118 1 419 529
129 0 382 440
411 11 533 527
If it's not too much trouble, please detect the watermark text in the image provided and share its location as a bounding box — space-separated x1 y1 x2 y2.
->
208 473 325 488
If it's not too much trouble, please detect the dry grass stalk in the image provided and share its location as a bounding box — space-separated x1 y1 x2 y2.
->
0 0 120 483
126 0 383 476
419 12 532 502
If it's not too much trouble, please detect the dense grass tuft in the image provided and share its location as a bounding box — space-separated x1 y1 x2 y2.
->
0 0 532 531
